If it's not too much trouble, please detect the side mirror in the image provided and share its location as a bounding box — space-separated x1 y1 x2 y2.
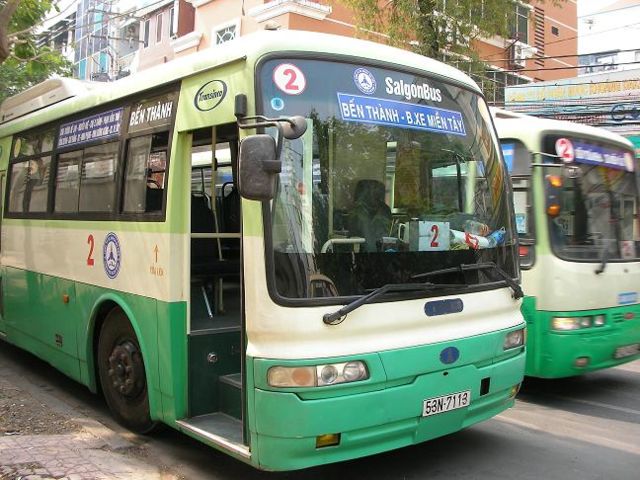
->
238 134 281 201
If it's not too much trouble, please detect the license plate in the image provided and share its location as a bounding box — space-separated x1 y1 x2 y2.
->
422 390 471 417
614 344 640 359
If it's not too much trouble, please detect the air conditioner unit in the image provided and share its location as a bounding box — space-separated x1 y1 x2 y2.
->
509 41 537 69
510 43 527 69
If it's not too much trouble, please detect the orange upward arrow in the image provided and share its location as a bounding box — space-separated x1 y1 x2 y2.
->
153 245 159 263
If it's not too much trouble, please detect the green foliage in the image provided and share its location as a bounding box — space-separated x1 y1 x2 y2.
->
339 0 565 63
0 0 72 103
340 0 515 57
0 53 71 104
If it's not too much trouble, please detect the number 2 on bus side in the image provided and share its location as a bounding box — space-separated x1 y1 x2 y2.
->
87 234 95 266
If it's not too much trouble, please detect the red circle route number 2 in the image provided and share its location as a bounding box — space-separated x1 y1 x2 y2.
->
555 138 574 163
273 64 306 95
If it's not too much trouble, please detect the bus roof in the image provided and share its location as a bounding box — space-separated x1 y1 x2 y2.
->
491 107 634 150
0 30 481 136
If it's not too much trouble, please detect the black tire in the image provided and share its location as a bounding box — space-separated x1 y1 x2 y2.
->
97 308 157 434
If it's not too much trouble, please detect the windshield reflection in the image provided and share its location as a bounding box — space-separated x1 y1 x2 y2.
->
260 59 517 300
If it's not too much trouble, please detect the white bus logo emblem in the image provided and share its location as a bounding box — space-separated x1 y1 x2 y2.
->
353 68 376 94
103 232 121 279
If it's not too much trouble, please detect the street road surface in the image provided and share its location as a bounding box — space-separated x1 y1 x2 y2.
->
1 341 639 479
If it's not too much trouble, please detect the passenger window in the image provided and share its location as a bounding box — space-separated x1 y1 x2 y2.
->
8 156 52 213
122 132 168 213
8 161 29 213
55 151 82 213
79 142 119 212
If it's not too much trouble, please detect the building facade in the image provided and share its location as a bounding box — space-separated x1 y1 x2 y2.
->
143 0 577 105
37 0 578 104
504 0 640 152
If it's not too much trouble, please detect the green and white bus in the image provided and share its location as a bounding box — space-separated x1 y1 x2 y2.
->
0 31 525 470
493 108 640 378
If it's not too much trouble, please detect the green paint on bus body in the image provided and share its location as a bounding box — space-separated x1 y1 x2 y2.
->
0 266 183 423
521 296 640 378
0 261 525 470
247 327 524 471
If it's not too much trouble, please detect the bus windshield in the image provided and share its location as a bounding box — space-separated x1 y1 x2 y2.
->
543 136 640 262
259 59 517 300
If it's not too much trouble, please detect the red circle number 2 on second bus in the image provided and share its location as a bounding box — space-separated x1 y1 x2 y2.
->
273 64 306 95
555 138 575 163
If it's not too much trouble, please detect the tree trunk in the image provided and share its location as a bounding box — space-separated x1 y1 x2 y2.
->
0 0 22 64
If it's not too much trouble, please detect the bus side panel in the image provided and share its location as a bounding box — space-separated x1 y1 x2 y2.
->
3 267 82 381
76 286 164 421
520 295 541 375
0 136 11 335
156 300 188 422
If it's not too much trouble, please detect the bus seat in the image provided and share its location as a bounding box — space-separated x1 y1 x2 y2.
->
349 179 392 252
221 182 241 260
221 182 240 233
191 192 238 277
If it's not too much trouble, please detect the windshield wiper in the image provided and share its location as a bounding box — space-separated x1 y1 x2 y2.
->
323 282 468 325
411 262 524 300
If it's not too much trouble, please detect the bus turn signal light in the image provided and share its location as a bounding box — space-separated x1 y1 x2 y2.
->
547 204 561 217
547 175 563 188
316 433 341 448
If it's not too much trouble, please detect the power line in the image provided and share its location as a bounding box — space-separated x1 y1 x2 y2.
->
452 47 640 66
499 78 640 89
495 59 640 74
481 21 640 60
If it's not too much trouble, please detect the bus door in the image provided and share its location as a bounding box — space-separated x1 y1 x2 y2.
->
182 123 245 444
0 170 5 334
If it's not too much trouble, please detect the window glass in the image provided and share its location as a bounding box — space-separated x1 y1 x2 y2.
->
8 157 52 213
144 19 150 47
8 162 29 213
25 156 51 212
12 129 56 159
55 150 82 212
259 59 517 300
123 132 167 213
543 135 640 261
156 13 163 43
79 142 119 212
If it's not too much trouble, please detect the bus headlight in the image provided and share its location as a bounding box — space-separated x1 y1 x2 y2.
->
552 316 605 331
504 328 525 350
268 361 369 388
551 317 582 330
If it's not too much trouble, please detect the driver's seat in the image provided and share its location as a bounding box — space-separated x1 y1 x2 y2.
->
349 179 392 252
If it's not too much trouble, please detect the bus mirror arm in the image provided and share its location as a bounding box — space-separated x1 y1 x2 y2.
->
235 94 307 140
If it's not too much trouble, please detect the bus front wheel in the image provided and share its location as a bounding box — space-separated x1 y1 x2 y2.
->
97 308 157 434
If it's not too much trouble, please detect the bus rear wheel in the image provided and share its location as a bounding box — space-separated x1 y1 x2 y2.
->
97 308 157 434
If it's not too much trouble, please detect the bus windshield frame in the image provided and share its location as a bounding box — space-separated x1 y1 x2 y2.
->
257 56 519 304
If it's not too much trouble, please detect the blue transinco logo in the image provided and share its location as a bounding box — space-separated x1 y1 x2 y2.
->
354 68 377 94
103 232 121 279
440 346 460 365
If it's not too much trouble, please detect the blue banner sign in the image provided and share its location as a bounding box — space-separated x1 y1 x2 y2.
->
572 140 634 172
337 93 466 136
58 108 124 148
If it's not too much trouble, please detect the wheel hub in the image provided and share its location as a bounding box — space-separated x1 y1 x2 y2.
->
107 340 144 398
